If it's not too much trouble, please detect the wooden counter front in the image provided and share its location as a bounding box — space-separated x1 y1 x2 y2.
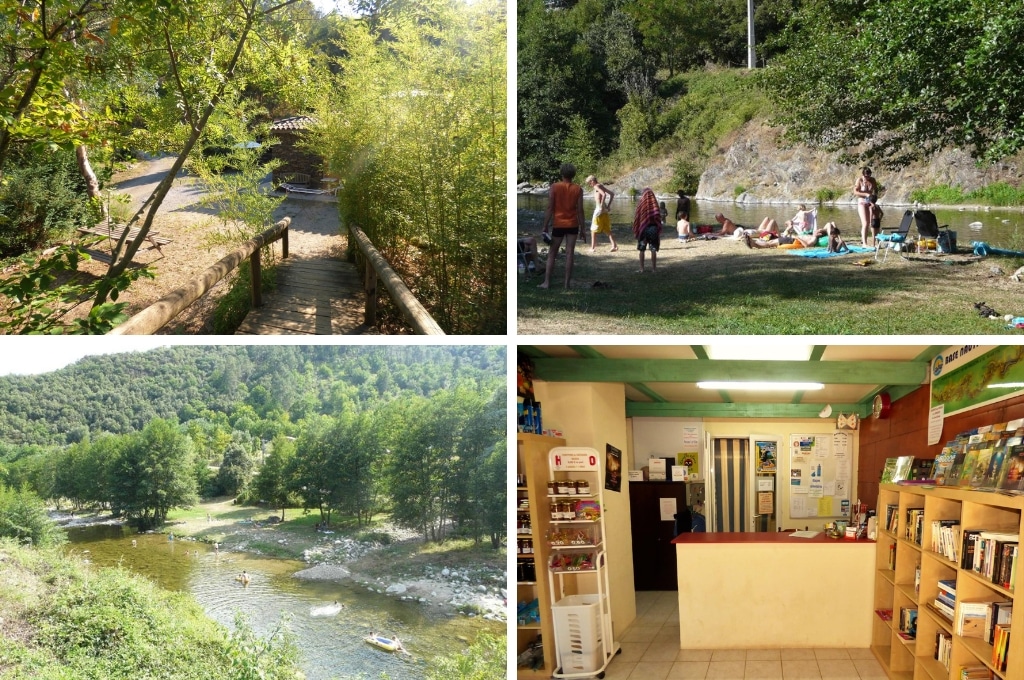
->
671 532 874 649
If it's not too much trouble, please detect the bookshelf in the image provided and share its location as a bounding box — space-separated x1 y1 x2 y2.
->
516 433 565 679
873 484 1024 680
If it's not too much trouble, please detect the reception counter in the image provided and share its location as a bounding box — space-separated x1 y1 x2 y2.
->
671 532 874 648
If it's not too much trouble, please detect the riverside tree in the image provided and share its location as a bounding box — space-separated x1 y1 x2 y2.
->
108 418 197 529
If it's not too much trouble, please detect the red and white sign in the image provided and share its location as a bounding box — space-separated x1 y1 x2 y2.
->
550 449 598 471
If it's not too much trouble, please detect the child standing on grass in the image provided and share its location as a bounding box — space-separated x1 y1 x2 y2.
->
633 188 662 272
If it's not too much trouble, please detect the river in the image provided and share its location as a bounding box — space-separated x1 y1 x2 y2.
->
517 195 1024 250
67 525 502 680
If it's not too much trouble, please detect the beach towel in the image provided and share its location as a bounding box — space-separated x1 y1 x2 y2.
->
971 241 1024 257
632 188 662 239
787 245 874 259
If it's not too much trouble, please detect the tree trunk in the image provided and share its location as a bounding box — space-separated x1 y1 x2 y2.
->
75 144 106 220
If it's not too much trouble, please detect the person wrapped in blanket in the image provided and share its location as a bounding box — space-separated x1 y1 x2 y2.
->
632 188 662 272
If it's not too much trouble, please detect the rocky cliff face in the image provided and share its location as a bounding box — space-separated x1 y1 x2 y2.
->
612 121 1024 206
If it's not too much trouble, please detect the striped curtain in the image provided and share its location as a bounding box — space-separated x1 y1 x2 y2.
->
713 438 750 532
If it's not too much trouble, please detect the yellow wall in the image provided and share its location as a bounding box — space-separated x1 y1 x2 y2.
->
703 419 859 531
535 380 637 639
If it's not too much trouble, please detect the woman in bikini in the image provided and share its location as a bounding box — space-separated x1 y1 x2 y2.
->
853 167 878 247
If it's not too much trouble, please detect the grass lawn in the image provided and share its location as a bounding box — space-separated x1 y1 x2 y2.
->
517 225 1024 334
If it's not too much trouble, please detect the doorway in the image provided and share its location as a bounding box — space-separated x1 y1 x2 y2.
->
710 437 753 532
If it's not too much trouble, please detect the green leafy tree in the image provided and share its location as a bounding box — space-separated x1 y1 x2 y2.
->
762 0 1024 167
426 633 504 680
217 441 257 497
252 434 296 520
288 415 342 526
0 484 65 547
108 418 197 529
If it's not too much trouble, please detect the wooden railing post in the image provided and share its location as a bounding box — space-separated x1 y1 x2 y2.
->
281 227 289 259
364 257 377 325
250 248 262 308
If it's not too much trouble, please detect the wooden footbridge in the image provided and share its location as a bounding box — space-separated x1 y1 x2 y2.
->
235 253 368 334
109 218 443 336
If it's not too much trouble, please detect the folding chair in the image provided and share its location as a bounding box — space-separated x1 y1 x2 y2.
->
913 210 952 255
875 209 914 261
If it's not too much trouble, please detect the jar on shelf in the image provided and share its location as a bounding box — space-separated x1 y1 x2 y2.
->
549 503 560 521
524 537 533 554
557 479 572 495
522 558 536 581
547 481 557 496
575 479 590 495
560 501 574 520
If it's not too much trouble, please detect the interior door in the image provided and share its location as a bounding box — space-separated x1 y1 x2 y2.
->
628 481 689 590
711 437 754 532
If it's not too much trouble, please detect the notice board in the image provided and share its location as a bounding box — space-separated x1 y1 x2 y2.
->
788 432 853 519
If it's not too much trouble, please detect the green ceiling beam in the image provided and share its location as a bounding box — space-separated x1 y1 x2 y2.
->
630 383 669 402
627 402 871 419
809 346 827 361
570 346 668 403
534 358 927 385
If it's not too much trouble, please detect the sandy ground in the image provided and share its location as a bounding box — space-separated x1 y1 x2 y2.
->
72 156 345 333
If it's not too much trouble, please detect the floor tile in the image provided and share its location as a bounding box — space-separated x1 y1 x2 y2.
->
619 641 652 663
706 661 746 679
623 625 664 643
711 649 747 662
644 642 685 662
628 661 674 680
782 659 821 679
668 661 710 679
814 649 850 660
678 649 714 662
845 649 874 660
781 649 816 660
817 660 858 679
606 661 638 680
745 660 783 678
746 650 781 661
851 659 886 679
655 625 681 643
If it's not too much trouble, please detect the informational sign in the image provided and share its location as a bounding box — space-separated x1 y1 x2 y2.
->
550 450 598 471
927 404 945 445
931 345 1024 417
659 497 677 522
789 434 848 519
605 444 622 492
671 465 688 481
649 458 666 481
628 470 644 482
758 491 774 514
754 440 778 473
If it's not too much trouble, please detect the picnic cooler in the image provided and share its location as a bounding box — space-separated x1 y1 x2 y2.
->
553 594 604 673
938 230 957 253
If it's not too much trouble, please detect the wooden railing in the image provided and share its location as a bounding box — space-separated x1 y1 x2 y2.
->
108 218 290 335
348 223 445 335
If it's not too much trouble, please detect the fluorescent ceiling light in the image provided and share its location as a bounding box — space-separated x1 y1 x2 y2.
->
696 381 824 391
988 383 1024 389
705 345 814 361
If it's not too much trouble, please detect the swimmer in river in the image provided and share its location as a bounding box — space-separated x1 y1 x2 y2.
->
238 570 250 585
131 539 137 548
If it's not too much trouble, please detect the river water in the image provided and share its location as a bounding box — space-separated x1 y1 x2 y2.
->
67 525 502 680
517 195 1024 249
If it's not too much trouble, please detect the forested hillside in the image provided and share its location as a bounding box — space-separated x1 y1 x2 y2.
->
519 0 1024 199
0 345 503 447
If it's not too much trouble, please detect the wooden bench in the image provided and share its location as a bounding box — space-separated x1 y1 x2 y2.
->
78 223 171 254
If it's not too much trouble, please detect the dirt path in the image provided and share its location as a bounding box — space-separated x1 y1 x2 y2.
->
76 157 345 333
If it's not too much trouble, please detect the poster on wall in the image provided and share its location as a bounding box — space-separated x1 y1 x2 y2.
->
789 433 848 519
930 345 1024 417
754 440 778 473
605 444 622 493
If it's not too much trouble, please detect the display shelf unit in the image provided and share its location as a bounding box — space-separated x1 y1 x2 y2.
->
873 484 1024 680
516 433 565 680
547 446 620 679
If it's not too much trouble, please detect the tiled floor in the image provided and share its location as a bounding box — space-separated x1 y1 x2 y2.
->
602 592 887 680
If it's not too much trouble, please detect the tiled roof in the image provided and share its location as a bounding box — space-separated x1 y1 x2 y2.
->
270 116 315 131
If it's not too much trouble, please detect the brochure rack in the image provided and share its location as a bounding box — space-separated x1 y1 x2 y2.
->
547 446 620 679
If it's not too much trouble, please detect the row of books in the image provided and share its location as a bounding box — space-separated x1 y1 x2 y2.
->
932 579 956 622
992 623 1011 672
934 630 953 671
958 666 994 680
930 421 1024 491
956 600 1013 644
898 606 918 640
962 530 1019 591
906 507 925 544
885 504 899 535
932 519 961 563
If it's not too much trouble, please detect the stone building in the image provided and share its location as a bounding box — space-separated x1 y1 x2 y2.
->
270 116 322 186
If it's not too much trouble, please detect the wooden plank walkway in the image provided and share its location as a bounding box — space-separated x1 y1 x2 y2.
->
236 254 372 334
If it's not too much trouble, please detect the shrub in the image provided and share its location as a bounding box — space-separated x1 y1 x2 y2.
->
815 187 842 203
426 633 505 680
966 182 1024 206
0 485 66 548
0 148 96 257
908 184 965 205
